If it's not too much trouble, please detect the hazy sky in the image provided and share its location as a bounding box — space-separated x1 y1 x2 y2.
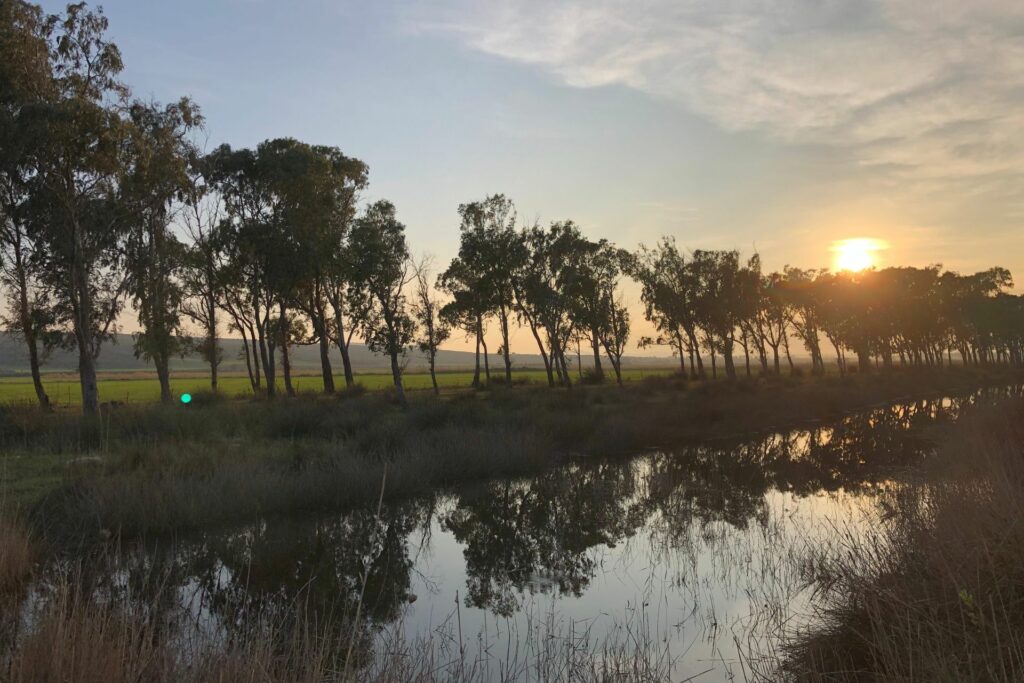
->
39 0 1024 351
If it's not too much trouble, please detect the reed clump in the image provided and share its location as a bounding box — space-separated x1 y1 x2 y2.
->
0 515 32 593
784 400 1024 681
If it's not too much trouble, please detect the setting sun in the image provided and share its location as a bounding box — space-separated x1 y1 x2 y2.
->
831 238 887 272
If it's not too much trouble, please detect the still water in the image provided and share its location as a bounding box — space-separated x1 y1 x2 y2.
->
31 390 1012 680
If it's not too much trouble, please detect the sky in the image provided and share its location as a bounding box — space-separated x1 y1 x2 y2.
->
38 0 1024 353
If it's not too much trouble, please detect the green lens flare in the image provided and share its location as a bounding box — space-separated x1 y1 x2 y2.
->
180 393 192 404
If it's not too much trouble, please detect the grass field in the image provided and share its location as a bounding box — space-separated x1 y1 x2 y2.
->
0 367 676 405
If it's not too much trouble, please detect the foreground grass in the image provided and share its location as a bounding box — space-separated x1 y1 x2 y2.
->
0 367 674 406
0 366 1017 542
782 399 1024 681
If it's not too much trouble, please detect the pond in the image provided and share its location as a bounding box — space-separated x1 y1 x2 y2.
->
18 389 1015 680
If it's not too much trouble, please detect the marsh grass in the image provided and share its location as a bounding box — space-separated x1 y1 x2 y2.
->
0 515 32 593
780 400 1024 682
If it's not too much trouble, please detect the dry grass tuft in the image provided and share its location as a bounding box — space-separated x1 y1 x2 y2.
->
0 515 33 592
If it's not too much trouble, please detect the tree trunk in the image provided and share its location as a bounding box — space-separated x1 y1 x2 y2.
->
15 273 48 408
472 323 481 388
687 329 705 379
429 351 439 395
499 307 512 386
723 334 737 381
312 300 334 394
856 346 871 374
238 324 258 391
527 319 553 386
280 305 295 397
591 328 604 381
318 332 334 394
390 350 407 408
558 346 572 388
481 334 491 384
257 310 275 398
772 345 781 375
330 299 355 389
79 349 99 416
155 354 172 402
206 294 219 392
72 237 100 415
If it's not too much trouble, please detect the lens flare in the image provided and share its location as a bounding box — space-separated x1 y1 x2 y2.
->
830 238 887 272
180 393 192 405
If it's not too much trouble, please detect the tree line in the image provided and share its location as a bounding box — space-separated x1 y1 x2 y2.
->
1 3 1022 416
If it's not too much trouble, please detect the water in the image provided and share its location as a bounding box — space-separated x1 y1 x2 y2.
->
22 390 1015 680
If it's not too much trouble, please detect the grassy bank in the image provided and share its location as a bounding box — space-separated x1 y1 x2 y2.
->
0 366 1016 542
783 399 1024 681
0 367 674 406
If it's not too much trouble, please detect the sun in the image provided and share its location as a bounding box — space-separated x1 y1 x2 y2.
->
831 238 887 272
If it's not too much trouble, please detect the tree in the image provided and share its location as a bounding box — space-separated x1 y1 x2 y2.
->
209 144 279 396
779 266 825 375
123 98 200 402
17 3 135 415
180 151 225 391
631 238 700 377
210 139 330 398
448 195 525 387
287 145 367 394
758 272 791 375
412 256 450 395
439 250 491 388
347 200 415 407
518 222 587 386
0 0 56 408
599 291 630 385
556 230 623 383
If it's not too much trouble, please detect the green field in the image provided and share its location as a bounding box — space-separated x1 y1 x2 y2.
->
0 368 676 405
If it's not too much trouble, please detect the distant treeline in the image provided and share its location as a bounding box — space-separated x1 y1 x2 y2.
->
1 3 1021 414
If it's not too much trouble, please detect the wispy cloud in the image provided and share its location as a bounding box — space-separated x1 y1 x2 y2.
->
405 0 1024 185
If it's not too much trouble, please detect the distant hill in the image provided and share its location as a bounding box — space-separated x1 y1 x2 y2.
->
0 333 675 376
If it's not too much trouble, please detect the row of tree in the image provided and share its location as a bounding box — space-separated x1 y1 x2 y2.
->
631 240 1022 379
2 3 1022 416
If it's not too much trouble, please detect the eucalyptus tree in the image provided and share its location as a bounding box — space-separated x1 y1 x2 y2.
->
449 195 525 386
631 237 701 377
347 201 415 406
555 229 627 382
758 272 791 374
15 3 137 415
0 198 53 407
598 291 630 385
524 221 594 386
689 250 747 380
439 248 490 388
412 256 450 395
208 143 286 397
514 224 559 386
123 98 200 402
180 152 225 391
293 146 366 393
0 0 55 407
779 266 825 374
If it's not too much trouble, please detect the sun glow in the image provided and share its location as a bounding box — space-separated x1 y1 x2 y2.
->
831 238 887 272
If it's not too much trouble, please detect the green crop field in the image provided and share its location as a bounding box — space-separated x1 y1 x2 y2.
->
0 368 676 406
